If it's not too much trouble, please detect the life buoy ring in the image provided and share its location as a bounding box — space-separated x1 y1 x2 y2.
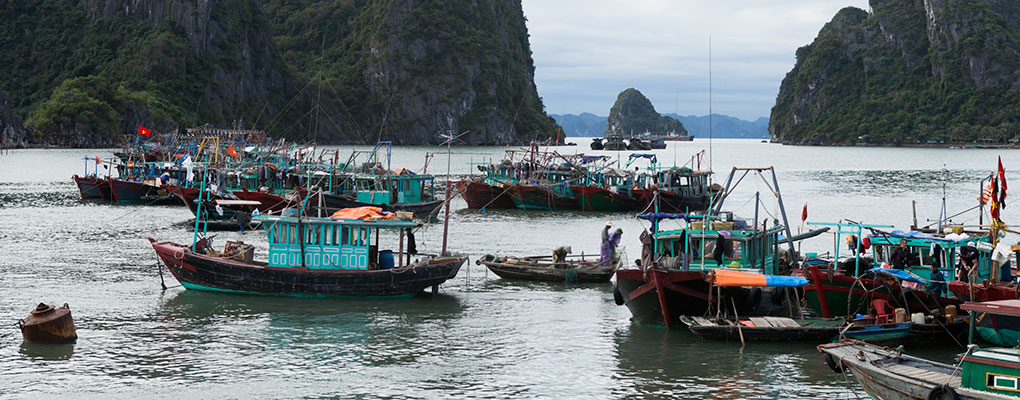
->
927 384 959 400
613 285 625 305
823 352 845 373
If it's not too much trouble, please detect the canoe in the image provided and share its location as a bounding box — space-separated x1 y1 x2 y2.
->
476 254 619 282
680 315 845 342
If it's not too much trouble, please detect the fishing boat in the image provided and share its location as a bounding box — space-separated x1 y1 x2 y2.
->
457 179 516 209
681 315 844 342
678 269 843 342
150 208 465 297
602 135 626 150
72 175 112 201
475 253 619 282
613 167 803 328
649 139 667 149
508 182 579 210
629 152 715 213
819 299 1020 399
800 223 981 318
590 138 605 150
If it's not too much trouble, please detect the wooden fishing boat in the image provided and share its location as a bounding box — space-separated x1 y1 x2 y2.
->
150 213 465 297
72 175 112 201
476 254 620 282
840 320 969 347
456 179 516 210
107 177 177 204
615 167 803 328
508 183 578 210
800 224 981 318
573 185 640 212
819 300 1020 399
681 315 844 342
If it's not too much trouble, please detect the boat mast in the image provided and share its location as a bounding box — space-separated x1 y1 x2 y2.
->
708 35 713 182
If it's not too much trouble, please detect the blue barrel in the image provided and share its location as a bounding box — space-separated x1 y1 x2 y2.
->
379 250 395 270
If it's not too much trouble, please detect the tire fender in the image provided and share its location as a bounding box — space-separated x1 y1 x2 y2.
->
927 384 959 400
613 285 625 306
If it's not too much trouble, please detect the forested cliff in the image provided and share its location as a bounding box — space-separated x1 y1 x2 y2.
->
770 0 1020 145
0 0 558 147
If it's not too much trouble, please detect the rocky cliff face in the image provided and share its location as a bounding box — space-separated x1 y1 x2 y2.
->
770 0 1020 145
605 88 687 137
0 90 28 149
0 0 556 146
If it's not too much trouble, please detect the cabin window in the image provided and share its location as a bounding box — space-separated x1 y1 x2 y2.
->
342 226 350 245
288 225 296 244
989 374 1019 391
330 225 338 246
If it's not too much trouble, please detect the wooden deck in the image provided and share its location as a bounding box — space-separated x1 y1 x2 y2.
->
881 363 962 387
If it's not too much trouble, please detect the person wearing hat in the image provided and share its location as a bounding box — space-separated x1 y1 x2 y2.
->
600 222 622 266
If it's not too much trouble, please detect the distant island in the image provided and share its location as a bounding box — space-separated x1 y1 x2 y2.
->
552 112 769 139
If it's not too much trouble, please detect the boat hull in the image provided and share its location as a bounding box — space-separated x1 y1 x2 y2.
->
803 265 959 318
573 186 640 212
480 260 616 282
108 178 175 204
150 239 465 297
508 184 578 211
633 189 711 213
614 268 792 328
457 180 516 209
818 341 993 400
682 316 843 342
72 175 112 201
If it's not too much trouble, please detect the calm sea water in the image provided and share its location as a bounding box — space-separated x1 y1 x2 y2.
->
1 140 1018 398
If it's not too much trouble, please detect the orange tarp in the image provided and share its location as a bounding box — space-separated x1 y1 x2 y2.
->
709 269 768 287
329 206 394 220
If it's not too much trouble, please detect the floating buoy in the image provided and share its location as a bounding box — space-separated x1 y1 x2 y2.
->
18 303 77 343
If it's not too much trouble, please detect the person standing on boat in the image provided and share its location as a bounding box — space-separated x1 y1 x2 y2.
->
640 228 654 269
890 239 910 270
600 222 621 266
957 243 979 282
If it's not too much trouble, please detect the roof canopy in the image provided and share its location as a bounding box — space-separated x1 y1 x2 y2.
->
709 269 807 287
961 299 1020 316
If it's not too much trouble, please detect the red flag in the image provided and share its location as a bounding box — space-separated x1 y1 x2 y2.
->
991 175 1000 221
801 203 807 222
137 125 151 137
95 155 100 164
227 145 239 158
999 156 1007 208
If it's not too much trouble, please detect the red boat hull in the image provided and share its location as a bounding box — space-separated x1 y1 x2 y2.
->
457 180 516 209
72 175 112 201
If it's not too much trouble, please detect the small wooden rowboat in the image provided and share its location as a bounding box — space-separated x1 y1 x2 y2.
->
680 315 845 342
19 303 77 343
476 254 620 282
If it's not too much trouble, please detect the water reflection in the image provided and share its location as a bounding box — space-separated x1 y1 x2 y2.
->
19 342 75 361
611 323 853 399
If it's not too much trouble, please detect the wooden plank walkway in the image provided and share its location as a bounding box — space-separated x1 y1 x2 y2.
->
883 363 962 387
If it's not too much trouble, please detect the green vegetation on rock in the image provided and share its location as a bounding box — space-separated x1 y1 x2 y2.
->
0 0 558 146
770 1 1020 145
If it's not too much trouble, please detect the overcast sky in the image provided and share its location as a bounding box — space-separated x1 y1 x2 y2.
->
521 0 870 120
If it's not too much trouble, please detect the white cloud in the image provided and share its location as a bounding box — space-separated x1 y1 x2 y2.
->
522 0 870 120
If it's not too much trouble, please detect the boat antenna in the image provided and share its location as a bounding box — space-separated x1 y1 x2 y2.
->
938 164 947 231
708 35 713 182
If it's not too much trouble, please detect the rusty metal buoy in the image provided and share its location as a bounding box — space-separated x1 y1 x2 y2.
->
18 303 77 343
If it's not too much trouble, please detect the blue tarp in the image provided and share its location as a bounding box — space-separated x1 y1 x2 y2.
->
764 275 808 287
865 267 928 285
887 230 940 240
637 212 688 221
579 155 609 164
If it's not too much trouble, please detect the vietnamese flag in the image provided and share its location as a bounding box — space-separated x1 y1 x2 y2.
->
95 155 101 164
137 125 151 137
227 145 239 158
801 203 807 222
999 156 1007 208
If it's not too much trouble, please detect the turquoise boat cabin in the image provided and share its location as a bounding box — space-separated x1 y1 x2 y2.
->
334 172 436 206
865 234 992 282
651 222 784 274
255 215 419 270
